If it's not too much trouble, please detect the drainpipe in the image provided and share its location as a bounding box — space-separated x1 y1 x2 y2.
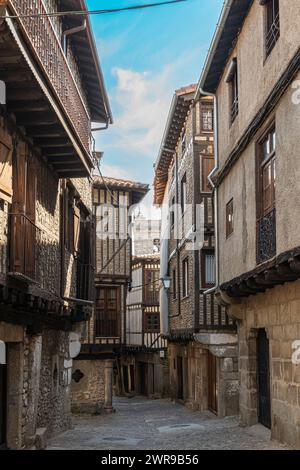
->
200 88 219 296
194 0 234 296
62 20 87 55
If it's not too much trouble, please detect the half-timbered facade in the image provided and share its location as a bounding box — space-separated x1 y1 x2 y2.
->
0 0 111 449
71 177 149 413
121 255 169 398
198 0 300 447
154 84 238 416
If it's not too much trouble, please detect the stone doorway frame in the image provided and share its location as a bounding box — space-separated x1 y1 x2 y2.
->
239 326 272 429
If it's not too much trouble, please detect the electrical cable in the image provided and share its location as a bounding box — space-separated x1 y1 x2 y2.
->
1 1 188 19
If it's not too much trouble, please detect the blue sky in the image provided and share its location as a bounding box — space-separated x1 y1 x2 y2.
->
87 0 223 212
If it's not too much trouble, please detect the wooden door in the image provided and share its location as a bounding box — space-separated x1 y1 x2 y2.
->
208 351 218 414
140 362 148 396
177 356 184 400
95 287 120 338
0 364 7 448
257 329 271 429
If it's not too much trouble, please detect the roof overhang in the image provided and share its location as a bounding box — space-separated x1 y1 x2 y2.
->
153 84 196 206
93 177 149 205
196 0 254 97
60 0 113 124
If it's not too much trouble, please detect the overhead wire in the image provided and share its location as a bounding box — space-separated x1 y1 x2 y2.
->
0 1 188 19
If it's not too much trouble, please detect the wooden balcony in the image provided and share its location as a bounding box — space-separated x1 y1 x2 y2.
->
199 292 235 330
8 0 90 154
0 1 111 177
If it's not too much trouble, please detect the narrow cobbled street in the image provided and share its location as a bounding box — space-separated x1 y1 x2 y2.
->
48 397 289 450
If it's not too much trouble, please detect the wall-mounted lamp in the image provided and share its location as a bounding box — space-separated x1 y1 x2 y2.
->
160 276 171 290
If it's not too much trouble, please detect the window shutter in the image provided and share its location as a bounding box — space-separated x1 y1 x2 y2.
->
0 144 12 203
0 122 13 203
73 205 80 253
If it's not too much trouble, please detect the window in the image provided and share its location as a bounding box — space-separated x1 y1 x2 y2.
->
202 251 215 288
62 184 80 254
145 313 160 332
170 195 175 227
226 199 234 238
181 173 187 215
182 257 189 298
226 59 238 124
201 156 214 193
182 131 186 154
95 287 119 337
259 128 276 216
257 126 276 263
153 239 160 253
265 0 280 57
172 268 177 300
201 104 214 132
145 269 160 304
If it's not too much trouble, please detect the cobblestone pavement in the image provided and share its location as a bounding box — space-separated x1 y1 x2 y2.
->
48 396 290 450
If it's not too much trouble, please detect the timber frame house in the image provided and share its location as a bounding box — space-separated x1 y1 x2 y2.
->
121 254 169 398
0 0 111 449
154 84 238 416
71 176 149 413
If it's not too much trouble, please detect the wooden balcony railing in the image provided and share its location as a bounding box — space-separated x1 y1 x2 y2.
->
144 288 159 306
9 213 41 283
199 292 236 330
9 0 91 156
77 262 95 301
95 316 120 338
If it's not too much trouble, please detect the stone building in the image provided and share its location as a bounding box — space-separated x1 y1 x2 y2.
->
71 177 149 414
197 0 300 447
0 0 111 449
121 254 169 398
154 84 238 416
132 213 161 256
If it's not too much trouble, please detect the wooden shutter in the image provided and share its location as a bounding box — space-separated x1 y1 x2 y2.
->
74 205 80 253
0 144 12 203
201 156 214 193
11 141 27 273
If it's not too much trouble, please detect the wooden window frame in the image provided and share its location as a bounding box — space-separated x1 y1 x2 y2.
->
226 198 234 238
201 155 214 193
201 249 216 289
172 268 177 300
226 59 239 125
180 173 187 215
256 125 276 219
201 103 214 132
256 123 277 264
182 257 189 299
144 312 160 333
170 195 175 228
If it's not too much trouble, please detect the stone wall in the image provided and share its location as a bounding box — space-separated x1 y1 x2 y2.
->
168 340 239 416
71 359 105 414
229 278 300 447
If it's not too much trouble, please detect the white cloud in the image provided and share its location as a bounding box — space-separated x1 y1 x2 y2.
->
99 163 133 181
107 64 176 157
